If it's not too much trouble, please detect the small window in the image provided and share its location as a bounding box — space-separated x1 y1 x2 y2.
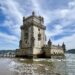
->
38 33 41 40
25 40 27 43
24 33 28 39
38 28 40 31
25 26 28 31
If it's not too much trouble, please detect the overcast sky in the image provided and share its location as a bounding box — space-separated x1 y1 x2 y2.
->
0 0 75 50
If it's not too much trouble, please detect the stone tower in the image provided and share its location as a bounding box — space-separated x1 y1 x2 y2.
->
16 12 46 57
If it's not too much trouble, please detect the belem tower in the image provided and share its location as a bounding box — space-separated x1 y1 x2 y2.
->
16 11 66 58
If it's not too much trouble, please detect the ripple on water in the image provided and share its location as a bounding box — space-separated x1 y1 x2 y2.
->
8 58 66 75
0 58 68 75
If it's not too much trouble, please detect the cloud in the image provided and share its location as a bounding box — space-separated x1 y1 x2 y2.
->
53 34 75 50
0 0 23 49
68 0 75 8
0 32 18 41
0 0 24 33
0 32 19 50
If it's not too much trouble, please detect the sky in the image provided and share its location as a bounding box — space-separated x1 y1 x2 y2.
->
0 0 75 50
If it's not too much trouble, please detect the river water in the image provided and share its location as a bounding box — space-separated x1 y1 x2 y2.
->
66 54 75 75
0 54 75 75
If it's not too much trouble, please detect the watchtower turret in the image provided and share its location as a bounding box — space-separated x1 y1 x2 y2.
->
62 42 66 52
48 39 52 48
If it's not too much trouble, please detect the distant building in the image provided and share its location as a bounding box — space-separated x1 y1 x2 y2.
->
16 12 66 58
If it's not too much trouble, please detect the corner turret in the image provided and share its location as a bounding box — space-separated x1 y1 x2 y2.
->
32 11 35 16
23 16 25 22
48 39 52 47
62 42 66 52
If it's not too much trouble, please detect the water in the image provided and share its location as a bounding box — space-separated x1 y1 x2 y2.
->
0 54 75 75
66 54 75 75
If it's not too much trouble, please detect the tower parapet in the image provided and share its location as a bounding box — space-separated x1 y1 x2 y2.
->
22 12 45 29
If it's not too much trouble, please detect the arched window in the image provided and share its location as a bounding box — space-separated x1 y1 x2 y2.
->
38 33 41 40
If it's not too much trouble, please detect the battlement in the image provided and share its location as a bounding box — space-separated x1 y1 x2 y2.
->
23 11 44 25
